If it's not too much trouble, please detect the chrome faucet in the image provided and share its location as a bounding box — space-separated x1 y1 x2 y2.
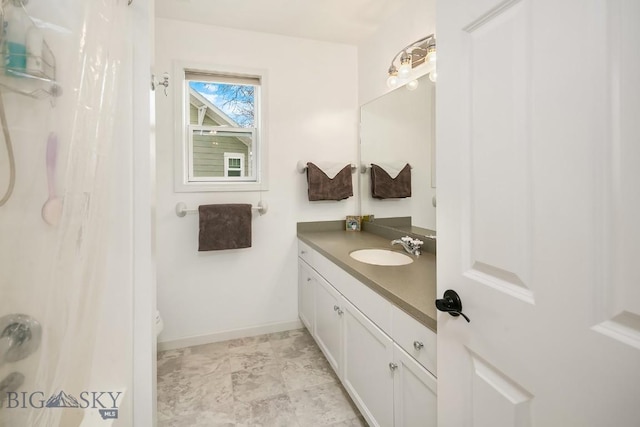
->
391 236 424 256
0 314 42 363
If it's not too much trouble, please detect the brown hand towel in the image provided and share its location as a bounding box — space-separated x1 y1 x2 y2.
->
198 204 252 251
370 163 412 199
306 162 353 201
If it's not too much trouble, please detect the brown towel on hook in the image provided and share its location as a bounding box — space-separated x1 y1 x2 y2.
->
370 163 412 199
198 204 252 251
306 162 353 201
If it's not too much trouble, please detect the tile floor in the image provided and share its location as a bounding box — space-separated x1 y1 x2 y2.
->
157 328 368 427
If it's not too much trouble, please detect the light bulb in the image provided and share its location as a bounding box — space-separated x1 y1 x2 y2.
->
423 61 436 74
428 69 437 83
426 50 436 67
406 79 419 91
386 75 399 89
424 46 437 74
398 63 411 79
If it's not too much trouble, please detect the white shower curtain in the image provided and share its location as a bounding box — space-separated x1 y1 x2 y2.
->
0 0 132 426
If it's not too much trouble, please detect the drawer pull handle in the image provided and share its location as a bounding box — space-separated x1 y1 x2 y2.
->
333 305 343 315
413 341 424 350
307 277 312 282
389 362 398 371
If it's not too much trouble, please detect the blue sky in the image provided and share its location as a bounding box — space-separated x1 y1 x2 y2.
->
189 82 255 127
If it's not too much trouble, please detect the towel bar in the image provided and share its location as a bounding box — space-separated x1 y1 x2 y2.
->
175 201 268 217
360 163 413 174
296 161 357 174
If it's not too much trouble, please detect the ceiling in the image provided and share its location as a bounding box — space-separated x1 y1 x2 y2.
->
154 0 408 45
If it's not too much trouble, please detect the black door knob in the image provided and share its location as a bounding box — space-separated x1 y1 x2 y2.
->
435 289 470 322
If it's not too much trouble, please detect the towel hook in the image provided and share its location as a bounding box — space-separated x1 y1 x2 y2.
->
152 73 170 96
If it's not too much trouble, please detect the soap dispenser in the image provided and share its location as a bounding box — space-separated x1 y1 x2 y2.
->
3 0 30 74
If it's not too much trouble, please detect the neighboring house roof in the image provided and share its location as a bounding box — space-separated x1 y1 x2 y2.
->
189 88 240 127
189 87 251 148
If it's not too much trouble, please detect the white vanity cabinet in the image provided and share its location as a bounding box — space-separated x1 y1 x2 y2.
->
297 239 437 427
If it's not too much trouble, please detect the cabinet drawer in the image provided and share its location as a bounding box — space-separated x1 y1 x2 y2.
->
392 306 437 376
298 240 316 266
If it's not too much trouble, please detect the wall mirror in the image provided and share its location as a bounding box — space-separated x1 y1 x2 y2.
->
359 74 436 236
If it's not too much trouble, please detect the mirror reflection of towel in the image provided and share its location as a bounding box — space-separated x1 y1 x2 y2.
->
198 204 252 251
306 162 353 201
371 163 411 199
372 162 408 179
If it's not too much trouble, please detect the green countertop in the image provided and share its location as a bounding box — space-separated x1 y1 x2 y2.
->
297 228 437 332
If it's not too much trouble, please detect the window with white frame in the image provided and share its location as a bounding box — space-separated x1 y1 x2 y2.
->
224 153 245 177
175 65 268 192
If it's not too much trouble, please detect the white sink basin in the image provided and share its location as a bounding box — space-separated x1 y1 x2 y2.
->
349 249 414 266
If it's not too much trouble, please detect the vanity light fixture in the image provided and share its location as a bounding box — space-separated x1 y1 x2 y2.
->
386 34 437 90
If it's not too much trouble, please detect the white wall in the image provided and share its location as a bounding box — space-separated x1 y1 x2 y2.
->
357 0 436 105
155 18 358 344
131 0 156 425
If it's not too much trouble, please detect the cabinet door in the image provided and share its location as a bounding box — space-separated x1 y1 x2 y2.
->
297 259 315 332
393 344 437 427
342 300 394 427
314 274 343 376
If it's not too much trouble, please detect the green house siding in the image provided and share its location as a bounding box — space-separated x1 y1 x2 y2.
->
192 134 249 177
189 104 249 177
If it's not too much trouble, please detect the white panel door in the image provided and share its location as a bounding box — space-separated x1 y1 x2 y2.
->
437 0 640 426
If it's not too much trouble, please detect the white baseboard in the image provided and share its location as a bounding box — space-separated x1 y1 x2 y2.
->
157 319 303 352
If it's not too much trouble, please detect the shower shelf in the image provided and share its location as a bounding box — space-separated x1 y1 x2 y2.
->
0 0 61 101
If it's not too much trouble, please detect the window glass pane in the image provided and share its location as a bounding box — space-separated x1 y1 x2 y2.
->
191 129 252 178
188 81 255 128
